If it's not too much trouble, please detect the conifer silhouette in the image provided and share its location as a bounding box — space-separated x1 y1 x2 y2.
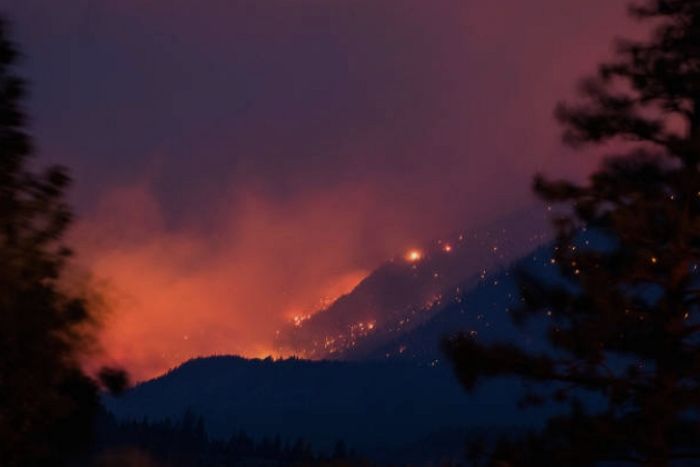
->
445 2 700 465
0 18 126 466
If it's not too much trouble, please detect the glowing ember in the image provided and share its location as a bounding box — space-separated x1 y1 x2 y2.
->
405 249 423 263
442 244 453 253
292 314 311 327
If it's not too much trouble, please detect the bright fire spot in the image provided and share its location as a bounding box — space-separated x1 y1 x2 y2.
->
443 244 453 253
405 249 423 263
292 314 311 327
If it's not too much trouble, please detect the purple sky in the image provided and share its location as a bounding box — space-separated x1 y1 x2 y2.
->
4 0 637 378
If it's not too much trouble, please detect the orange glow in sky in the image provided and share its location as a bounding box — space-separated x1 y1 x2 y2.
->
71 184 393 381
24 0 636 383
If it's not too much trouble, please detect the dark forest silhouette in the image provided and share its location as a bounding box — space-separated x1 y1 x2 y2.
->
445 1 700 466
92 410 363 467
0 18 126 467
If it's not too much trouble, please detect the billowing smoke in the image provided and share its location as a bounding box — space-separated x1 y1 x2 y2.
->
6 0 639 380
72 182 404 380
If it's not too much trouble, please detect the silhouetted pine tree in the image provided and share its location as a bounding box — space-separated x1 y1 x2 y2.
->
0 17 126 466
445 2 700 466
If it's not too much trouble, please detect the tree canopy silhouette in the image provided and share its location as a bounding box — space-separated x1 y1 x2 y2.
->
444 1 700 466
0 17 126 467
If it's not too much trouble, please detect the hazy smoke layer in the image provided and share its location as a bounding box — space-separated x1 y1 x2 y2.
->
6 0 636 379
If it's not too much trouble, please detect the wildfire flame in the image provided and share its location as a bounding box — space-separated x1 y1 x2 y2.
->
292 314 311 327
405 249 423 263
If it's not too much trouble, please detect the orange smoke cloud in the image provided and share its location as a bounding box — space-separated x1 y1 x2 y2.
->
71 182 402 381
11 0 642 382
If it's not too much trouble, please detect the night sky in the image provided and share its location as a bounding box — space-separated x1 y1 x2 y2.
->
4 0 637 379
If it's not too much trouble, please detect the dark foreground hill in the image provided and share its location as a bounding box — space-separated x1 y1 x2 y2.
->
105 233 566 464
104 356 549 463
